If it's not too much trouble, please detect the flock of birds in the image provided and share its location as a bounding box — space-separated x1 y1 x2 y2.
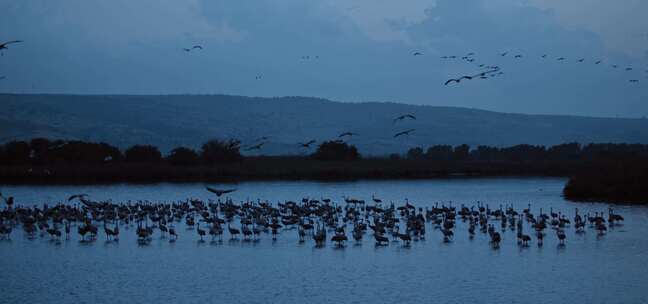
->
0 189 625 250
243 113 418 152
430 50 646 85
2 38 647 85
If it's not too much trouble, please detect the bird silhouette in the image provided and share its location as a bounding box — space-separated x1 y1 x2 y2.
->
500 52 508 57
514 54 522 58
205 187 236 197
629 79 639 83
245 142 265 151
299 140 316 148
393 114 416 123
0 40 22 55
557 57 566 61
595 60 602 65
183 48 191 52
394 129 415 138
192 45 203 50
67 194 88 202
413 52 423 56
577 59 585 62
541 54 547 58
338 132 357 138
444 75 473 85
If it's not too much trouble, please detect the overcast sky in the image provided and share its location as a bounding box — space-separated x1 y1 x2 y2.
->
1 0 647 117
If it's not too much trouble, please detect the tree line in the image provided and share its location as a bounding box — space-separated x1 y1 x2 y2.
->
0 138 360 165
2 138 648 166
403 143 648 162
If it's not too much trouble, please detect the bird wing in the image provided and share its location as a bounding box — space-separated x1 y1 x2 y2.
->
1 40 23 46
206 186 221 195
68 194 88 201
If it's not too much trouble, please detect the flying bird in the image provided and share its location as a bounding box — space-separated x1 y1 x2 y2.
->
245 142 265 151
625 67 633 71
299 140 316 148
467 52 475 56
338 132 357 138
514 54 522 58
413 52 423 56
445 76 473 85
541 54 547 58
183 48 191 52
206 187 236 197
0 40 22 50
393 114 416 123
0 40 22 56
595 60 602 65
577 59 585 62
500 52 508 57
68 194 89 202
255 75 262 80
192 45 203 50
557 57 566 61
394 129 416 138
629 79 639 83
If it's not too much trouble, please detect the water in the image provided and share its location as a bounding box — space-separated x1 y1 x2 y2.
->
1 177 647 304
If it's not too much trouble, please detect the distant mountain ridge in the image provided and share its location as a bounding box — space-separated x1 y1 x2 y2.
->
2 93 648 155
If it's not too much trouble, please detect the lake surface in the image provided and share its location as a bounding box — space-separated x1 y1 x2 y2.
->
1 178 647 304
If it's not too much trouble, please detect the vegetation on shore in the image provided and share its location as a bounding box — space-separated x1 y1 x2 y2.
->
1 138 647 203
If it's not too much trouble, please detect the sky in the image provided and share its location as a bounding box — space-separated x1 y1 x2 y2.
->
1 0 647 117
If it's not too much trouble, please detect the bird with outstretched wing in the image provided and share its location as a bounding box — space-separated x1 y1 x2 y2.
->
206 187 237 197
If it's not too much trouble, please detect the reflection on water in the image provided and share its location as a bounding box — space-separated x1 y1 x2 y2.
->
1 178 648 304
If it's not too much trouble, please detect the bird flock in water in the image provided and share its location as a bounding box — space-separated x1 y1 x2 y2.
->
0 189 625 250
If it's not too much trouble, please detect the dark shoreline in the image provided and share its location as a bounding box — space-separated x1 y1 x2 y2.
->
2 161 646 205
0 159 575 185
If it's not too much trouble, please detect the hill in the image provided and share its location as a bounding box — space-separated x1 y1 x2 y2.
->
2 94 648 155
